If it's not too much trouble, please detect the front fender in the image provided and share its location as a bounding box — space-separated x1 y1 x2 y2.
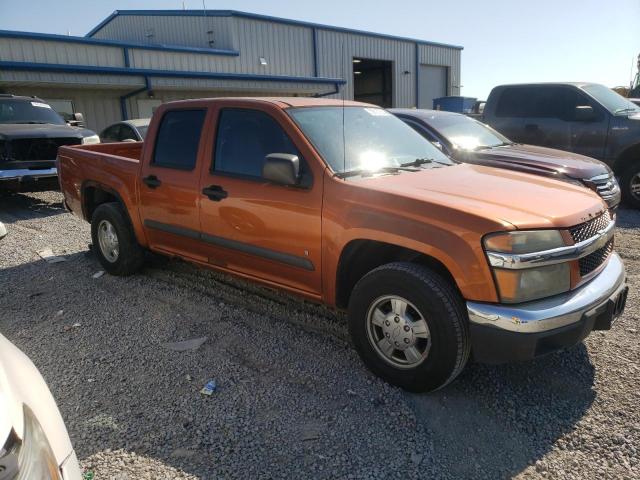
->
322 212 501 306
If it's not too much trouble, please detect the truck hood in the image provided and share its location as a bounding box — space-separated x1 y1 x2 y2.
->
363 163 606 230
0 123 94 140
459 143 608 180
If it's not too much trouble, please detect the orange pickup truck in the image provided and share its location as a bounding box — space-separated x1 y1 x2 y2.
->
58 98 628 392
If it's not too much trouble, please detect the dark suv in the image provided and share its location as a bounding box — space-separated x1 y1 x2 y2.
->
0 95 98 190
482 83 640 207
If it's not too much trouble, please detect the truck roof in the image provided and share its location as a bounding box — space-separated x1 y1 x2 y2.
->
158 97 374 109
0 94 46 102
492 82 600 89
389 108 462 120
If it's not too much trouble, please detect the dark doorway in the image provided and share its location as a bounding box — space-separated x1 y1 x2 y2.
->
353 58 393 107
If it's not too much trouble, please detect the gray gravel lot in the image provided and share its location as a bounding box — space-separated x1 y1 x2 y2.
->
0 190 638 479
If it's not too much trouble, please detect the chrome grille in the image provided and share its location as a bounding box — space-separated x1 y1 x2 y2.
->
584 174 620 201
579 239 613 276
569 211 612 243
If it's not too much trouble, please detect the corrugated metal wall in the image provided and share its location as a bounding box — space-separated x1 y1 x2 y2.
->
0 38 124 67
91 14 460 103
231 17 313 76
91 15 235 50
125 17 313 76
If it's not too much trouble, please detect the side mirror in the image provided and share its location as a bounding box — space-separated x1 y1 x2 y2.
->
68 112 85 127
263 153 300 186
574 105 596 122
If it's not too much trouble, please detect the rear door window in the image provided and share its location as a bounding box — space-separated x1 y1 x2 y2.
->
496 87 566 118
496 87 586 120
119 125 138 141
213 109 300 178
152 109 206 170
100 125 121 142
495 88 531 117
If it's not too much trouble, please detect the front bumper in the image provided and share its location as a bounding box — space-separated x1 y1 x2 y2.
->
0 167 58 181
467 252 627 363
0 167 59 191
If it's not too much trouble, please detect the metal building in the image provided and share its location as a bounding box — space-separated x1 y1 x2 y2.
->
0 10 462 132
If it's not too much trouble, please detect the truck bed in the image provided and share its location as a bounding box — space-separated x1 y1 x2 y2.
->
57 142 143 222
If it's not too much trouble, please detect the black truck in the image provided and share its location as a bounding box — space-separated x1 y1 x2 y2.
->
482 83 640 207
0 95 99 191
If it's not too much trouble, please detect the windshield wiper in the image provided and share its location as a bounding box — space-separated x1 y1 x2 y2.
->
401 158 433 167
335 166 417 179
401 157 451 167
12 121 49 124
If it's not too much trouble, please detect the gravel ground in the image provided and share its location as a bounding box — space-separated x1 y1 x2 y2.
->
0 190 638 479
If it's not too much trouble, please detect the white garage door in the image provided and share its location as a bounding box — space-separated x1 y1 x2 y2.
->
419 65 448 109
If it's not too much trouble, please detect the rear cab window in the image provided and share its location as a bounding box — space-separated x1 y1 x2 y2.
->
152 109 206 170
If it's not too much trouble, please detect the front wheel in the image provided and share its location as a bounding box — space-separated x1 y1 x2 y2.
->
621 159 640 209
348 262 470 392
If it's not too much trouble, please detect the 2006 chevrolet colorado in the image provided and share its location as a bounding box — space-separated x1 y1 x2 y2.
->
57 98 628 392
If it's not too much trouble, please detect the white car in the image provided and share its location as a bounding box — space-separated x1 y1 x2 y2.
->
0 333 81 479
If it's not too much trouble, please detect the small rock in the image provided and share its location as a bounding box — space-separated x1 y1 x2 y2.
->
163 337 208 352
170 448 196 459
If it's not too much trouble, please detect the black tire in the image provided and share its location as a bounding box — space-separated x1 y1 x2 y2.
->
621 159 640 209
348 262 470 393
90 202 144 276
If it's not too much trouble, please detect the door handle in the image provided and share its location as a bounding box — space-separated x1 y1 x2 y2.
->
202 184 228 201
525 123 539 131
142 175 161 188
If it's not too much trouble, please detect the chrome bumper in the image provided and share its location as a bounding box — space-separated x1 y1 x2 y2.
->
0 167 58 181
467 252 626 334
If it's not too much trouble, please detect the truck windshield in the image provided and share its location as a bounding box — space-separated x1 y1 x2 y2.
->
582 84 640 115
423 113 511 150
288 106 452 175
0 99 66 125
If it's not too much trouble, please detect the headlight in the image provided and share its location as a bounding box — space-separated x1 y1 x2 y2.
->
81 134 100 145
484 230 565 254
484 230 571 303
0 405 62 479
492 263 571 303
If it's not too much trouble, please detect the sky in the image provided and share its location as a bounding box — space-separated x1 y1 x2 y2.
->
0 0 638 99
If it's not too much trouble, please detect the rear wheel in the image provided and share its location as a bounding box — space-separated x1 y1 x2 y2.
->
348 262 470 392
621 159 640 209
91 202 144 275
